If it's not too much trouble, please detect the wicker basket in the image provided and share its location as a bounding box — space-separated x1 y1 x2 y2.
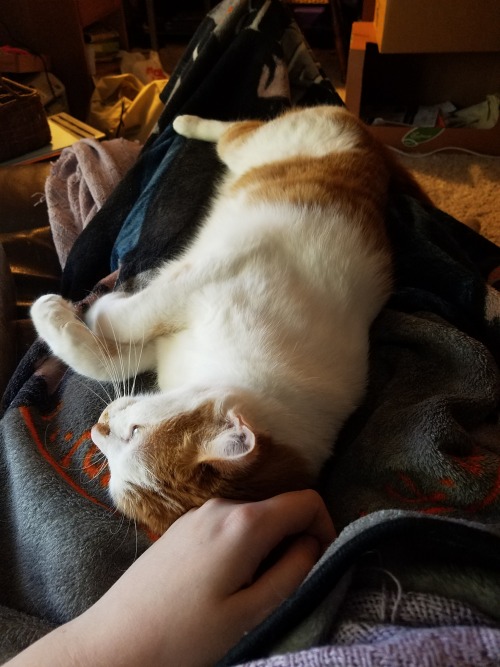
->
0 77 51 162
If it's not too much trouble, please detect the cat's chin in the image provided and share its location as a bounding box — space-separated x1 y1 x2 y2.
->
90 423 108 454
114 487 185 536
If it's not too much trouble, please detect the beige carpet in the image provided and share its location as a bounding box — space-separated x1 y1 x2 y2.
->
397 152 500 247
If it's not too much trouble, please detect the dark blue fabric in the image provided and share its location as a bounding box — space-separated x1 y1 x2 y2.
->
61 0 342 299
110 127 183 271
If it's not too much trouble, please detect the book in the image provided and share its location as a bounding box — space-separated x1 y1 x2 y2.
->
84 23 120 44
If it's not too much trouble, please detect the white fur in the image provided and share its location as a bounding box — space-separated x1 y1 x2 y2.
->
32 106 392 489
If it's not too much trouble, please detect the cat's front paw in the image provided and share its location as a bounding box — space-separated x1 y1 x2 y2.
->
31 294 82 341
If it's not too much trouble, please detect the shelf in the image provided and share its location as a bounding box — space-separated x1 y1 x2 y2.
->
1 0 128 120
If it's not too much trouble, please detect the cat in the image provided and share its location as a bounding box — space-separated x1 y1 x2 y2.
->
31 105 426 535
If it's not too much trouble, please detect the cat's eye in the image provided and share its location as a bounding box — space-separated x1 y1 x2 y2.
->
129 426 140 439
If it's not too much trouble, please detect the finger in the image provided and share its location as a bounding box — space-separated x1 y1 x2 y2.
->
234 534 321 624
192 496 324 599
158 491 335 599
246 490 336 555
189 490 335 553
208 491 334 591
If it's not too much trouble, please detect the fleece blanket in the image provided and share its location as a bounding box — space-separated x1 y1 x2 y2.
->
1 0 500 664
44 137 142 268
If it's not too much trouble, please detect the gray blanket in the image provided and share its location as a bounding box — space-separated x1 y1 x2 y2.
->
2 1 500 664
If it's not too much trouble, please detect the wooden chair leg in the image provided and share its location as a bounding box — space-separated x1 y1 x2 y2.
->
286 0 348 81
328 0 347 81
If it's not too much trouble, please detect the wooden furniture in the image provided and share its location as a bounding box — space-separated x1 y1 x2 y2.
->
144 0 349 80
1 0 128 120
287 0 348 80
345 16 500 154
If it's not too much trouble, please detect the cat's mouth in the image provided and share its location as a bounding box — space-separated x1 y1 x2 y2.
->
90 422 110 455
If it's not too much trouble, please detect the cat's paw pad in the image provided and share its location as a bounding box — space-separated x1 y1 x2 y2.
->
31 294 87 348
173 114 201 139
31 294 78 330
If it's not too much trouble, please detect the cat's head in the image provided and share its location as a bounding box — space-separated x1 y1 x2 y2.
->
91 389 312 535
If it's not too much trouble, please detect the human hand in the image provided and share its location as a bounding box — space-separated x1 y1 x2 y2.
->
76 489 335 667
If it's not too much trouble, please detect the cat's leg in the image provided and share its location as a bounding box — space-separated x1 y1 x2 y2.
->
174 115 266 177
31 294 157 381
84 258 195 344
174 115 264 154
173 115 232 143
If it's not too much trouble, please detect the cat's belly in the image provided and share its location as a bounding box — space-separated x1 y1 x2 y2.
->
153 304 369 410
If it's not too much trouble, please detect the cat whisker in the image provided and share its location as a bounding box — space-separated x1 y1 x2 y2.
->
140 459 185 516
99 318 137 400
86 343 121 400
129 328 147 398
75 303 148 402
139 456 163 490
80 457 108 476
103 315 129 397
78 313 125 399
107 506 127 533
75 325 123 401
132 518 139 563
70 374 113 408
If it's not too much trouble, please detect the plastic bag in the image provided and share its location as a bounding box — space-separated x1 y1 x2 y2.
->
119 49 167 84
87 72 167 143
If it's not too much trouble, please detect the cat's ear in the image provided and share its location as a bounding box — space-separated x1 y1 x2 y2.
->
199 411 256 469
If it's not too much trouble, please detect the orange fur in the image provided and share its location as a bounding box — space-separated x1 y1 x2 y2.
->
77 107 430 536
218 120 265 157
113 402 311 535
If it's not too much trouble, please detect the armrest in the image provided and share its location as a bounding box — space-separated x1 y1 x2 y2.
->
0 162 62 365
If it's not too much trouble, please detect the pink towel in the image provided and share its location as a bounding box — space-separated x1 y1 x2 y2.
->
45 138 142 268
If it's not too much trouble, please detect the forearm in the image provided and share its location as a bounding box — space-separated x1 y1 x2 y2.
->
5 606 229 667
5 492 335 667
6 620 89 667
5 612 161 667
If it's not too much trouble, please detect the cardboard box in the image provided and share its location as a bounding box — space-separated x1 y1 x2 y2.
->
374 0 500 53
346 22 500 155
368 123 500 156
76 0 122 28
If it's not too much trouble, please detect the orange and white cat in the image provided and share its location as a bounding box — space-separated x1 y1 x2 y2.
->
31 106 424 534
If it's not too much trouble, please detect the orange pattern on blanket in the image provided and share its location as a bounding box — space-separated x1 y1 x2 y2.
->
19 405 111 510
385 454 500 517
469 464 500 513
385 473 450 515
